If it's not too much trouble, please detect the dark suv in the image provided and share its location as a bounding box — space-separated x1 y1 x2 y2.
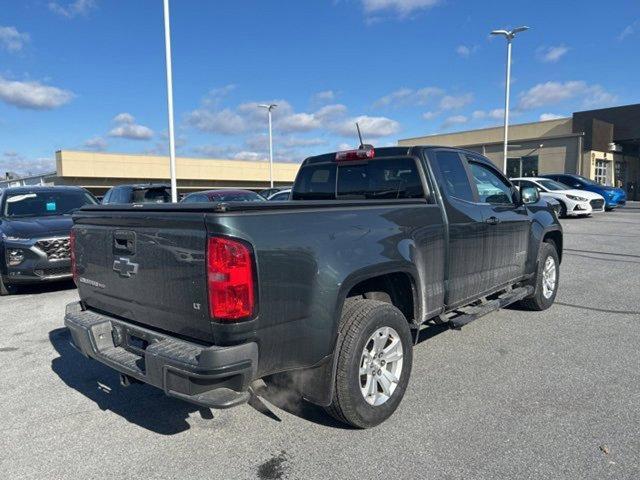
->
0 186 97 294
102 184 171 205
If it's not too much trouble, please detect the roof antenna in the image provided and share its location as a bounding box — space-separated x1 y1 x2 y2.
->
356 122 374 150
356 122 364 148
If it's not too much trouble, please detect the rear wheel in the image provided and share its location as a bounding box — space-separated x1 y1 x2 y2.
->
519 241 559 311
325 299 413 428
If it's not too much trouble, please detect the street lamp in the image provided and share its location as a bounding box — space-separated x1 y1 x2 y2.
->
258 104 277 188
491 26 530 174
163 0 178 202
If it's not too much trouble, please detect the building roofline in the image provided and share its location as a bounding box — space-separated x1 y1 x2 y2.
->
398 117 572 143
56 149 298 165
1 171 57 182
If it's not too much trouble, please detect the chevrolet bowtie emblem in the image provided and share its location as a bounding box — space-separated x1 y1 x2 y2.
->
112 257 139 278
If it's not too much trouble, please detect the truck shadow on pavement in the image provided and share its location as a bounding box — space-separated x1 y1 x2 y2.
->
49 327 212 435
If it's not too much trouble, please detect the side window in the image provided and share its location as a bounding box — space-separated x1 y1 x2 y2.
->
102 189 112 204
431 150 474 202
468 162 514 205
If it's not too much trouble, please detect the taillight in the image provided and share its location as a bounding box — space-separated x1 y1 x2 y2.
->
335 148 375 161
69 229 78 285
207 236 255 321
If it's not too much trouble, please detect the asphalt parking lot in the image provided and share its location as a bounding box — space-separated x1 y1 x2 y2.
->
1 204 639 480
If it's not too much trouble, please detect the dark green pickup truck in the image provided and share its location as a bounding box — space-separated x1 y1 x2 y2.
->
65 146 562 428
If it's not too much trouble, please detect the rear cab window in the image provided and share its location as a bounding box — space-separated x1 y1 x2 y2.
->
292 156 426 200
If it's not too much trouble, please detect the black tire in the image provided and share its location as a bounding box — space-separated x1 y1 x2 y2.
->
519 241 560 311
0 276 12 296
558 201 567 218
325 299 413 428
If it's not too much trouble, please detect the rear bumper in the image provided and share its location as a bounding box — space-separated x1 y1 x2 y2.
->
64 302 258 409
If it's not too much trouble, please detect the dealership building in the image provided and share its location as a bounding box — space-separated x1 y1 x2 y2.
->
1 151 299 195
399 103 640 200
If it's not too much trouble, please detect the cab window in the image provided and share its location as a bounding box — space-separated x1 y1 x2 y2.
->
468 162 514 205
431 150 474 202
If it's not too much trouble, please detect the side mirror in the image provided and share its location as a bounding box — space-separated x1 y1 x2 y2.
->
520 186 540 204
510 186 521 205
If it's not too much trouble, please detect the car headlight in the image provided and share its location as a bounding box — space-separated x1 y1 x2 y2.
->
1 233 29 241
566 194 588 202
6 248 25 266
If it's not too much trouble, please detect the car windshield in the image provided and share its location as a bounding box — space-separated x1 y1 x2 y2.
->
132 187 171 203
2 190 96 218
576 176 598 186
209 191 265 202
538 180 570 191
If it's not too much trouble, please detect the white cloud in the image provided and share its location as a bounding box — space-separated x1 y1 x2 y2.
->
422 111 438 120
278 112 321 132
441 115 468 128
0 152 54 176
456 45 478 58
537 45 570 63
313 90 337 103
48 0 96 18
361 0 441 16
0 76 74 110
202 84 236 107
0 26 30 52
374 86 443 108
518 81 617 110
332 115 400 138
439 93 473 110
84 136 107 150
472 108 504 120
618 20 639 40
108 113 153 140
185 108 246 135
113 112 134 124
539 113 566 121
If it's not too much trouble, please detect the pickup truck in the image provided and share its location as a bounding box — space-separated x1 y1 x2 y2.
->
64 146 562 428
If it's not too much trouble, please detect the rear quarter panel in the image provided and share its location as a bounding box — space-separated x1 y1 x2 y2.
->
207 202 445 376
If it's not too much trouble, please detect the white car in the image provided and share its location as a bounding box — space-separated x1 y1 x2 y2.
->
267 188 291 201
511 177 605 217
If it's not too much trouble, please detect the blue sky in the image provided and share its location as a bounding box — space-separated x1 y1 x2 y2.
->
1 0 638 175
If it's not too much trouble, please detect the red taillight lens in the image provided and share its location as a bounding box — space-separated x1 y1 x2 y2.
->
207 236 255 321
335 148 375 161
69 229 78 285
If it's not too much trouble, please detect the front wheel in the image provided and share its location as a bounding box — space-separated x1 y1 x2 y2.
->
0 276 12 296
325 299 413 428
519 241 560 311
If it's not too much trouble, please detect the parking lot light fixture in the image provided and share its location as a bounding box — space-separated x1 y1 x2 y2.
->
258 104 277 188
491 26 530 174
163 0 178 203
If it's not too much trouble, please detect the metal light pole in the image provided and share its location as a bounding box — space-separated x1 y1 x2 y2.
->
491 26 529 174
163 0 178 202
258 104 277 188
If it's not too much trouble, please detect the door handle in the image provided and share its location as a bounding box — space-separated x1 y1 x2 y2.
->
485 216 501 225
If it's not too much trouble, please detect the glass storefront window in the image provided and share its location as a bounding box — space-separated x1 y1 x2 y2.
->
506 156 539 177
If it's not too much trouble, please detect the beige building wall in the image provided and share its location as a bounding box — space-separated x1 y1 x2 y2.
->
54 150 300 193
398 118 573 148
398 118 581 176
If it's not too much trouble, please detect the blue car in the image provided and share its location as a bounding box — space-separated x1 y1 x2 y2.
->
540 174 627 210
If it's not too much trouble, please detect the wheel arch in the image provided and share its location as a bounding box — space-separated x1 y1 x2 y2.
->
297 266 420 407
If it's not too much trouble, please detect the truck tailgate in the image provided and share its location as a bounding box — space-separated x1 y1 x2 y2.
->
73 211 212 342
